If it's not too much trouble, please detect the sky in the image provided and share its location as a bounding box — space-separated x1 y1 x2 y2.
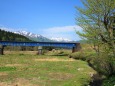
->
0 0 83 41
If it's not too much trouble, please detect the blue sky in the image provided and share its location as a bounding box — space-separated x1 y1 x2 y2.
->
0 0 83 41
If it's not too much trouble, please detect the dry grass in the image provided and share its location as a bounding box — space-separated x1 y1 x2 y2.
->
0 72 8 76
4 51 38 55
5 64 24 67
35 58 75 62
49 72 74 80
0 78 38 86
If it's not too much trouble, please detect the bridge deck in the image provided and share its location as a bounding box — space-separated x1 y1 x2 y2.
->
0 41 79 48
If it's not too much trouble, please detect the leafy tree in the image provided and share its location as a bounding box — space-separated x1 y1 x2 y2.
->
76 0 115 78
76 0 115 56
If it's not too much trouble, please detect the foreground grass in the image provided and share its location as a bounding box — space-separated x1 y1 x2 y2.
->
0 51 96 86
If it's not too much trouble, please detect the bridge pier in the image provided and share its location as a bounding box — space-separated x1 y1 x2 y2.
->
38 46 43 55
72 43 81 53
0 45 4 55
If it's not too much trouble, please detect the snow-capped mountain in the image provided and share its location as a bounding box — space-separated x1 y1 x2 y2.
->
14 31 72 42
51 37 71 42
14 31 53 42
14 31 40 38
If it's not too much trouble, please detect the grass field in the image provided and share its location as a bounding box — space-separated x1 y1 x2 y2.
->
0 51 96 86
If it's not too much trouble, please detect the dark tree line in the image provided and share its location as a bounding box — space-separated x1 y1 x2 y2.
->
0 29 31 42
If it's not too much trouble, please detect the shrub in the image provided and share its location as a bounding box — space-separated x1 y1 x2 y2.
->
58 51 64 54
70 51 115 78
102 76 115 86
69 52 94 61
52 50 70 56
89 53 115 77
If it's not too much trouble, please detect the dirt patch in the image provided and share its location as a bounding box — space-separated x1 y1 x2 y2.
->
13 78 33 86
49 73 74 80
5 51 38 55
0 78 38 86
0 82 7 86
0 72 8 76
5 64 27 67
5 64 25 67
35 58 75 62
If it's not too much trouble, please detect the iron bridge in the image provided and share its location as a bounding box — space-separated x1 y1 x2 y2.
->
0 41 79 48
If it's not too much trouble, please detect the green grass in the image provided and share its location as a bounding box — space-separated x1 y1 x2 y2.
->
0 66 16 72
0 51 96 86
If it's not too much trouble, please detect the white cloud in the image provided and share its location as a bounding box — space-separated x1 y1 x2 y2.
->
43 25 82 33
40 25 82 41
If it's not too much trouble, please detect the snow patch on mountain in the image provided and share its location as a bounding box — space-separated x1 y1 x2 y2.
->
14 31 53 42
14 31 41 38
51 37 71 42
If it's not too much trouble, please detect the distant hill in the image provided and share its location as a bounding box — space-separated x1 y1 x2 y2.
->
0 29 32 42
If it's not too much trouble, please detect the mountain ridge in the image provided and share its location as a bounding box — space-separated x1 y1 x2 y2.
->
14 30 72 42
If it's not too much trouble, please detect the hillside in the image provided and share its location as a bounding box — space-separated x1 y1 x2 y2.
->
0 29 32 42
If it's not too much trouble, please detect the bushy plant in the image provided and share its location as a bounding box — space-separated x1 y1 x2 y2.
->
102 76 115 86
89 53 115 77
69 51 94 61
